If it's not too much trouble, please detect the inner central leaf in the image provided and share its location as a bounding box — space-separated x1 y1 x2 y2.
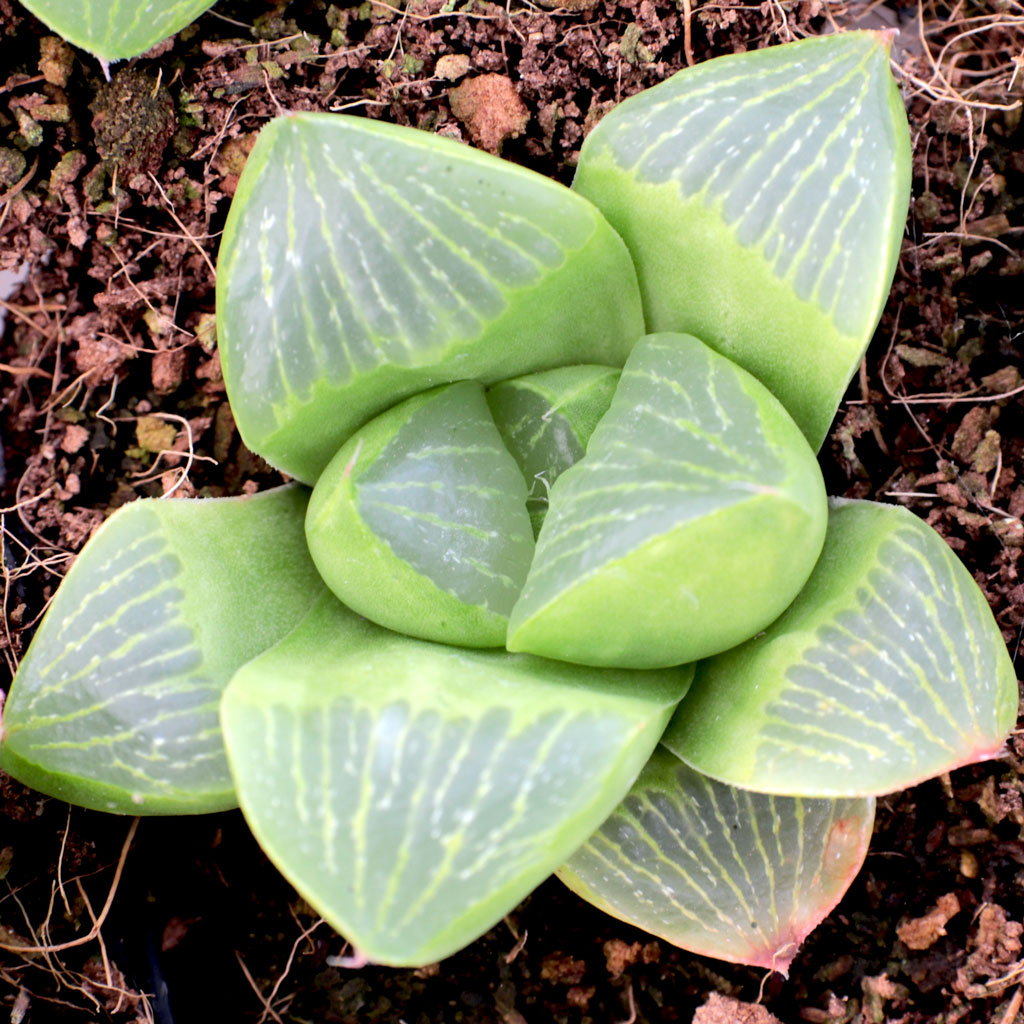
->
306 381 534 648
507 332 828 668
487 365 621 535
357 382 535 616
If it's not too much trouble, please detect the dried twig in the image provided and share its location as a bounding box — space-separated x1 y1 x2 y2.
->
255 917 327 1024
0 819 139 955
236 951 285 1024
147 174 219 281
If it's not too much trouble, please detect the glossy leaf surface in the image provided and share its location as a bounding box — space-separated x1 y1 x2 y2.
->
559 746 874 973
507 333 827 668
665 499 1019 796
573 32 912 449
0 487 322 814
217 114 644 482
306 382 534 647
487 365 620 535
221 593 692 966
19 0 216 61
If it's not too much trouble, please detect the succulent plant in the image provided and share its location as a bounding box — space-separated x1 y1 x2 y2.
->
2 32 1015 973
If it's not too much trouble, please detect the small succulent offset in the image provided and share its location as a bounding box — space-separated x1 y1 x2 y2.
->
2 33 1017 973
16 0 218 63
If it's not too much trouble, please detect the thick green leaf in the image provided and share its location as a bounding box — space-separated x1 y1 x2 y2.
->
665 499 1019 796
217 114 645 483
221 593 692 966
572 32 912 450
306 382 534 647
487 365 620 536
559 746 874 974
507 333 827 668
0 487 323 814
19 0 216 61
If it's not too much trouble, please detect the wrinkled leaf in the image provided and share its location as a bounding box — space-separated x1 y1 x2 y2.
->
19 0 217 62
573 32 911 449
559 746 874 973
0 487 322 814
665 499 1018 796
221 593 692 966
217 114 644 482
507 333 827 668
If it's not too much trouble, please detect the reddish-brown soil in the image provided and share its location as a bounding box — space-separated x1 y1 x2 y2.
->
0 0 1022 1021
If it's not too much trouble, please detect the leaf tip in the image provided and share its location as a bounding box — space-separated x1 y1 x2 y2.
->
734 934 801 977
767 942 799 979
869 27 900 52
961 736 1012 770
325 947 372 970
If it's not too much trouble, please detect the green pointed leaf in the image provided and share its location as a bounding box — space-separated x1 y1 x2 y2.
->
487 365 620 535
573 32 912 449
217 114 645 483
306 382 534 648
665 499 1019 797
221 594 692 966
559 746 874 974
19 0 217 62
507 333 827 668
0 487 323 814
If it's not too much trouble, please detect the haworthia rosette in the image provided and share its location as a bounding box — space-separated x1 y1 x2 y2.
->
665 499 1018 796
487 365 621 536
217 114 645 483
221 593 693 966
306 382 534 648
18 0 217 61
572 32 912 450
559 747 874 973
507 333 828 668
0 487 323 814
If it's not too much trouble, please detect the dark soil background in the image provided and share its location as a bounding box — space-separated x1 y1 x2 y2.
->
0 0 1022 1021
